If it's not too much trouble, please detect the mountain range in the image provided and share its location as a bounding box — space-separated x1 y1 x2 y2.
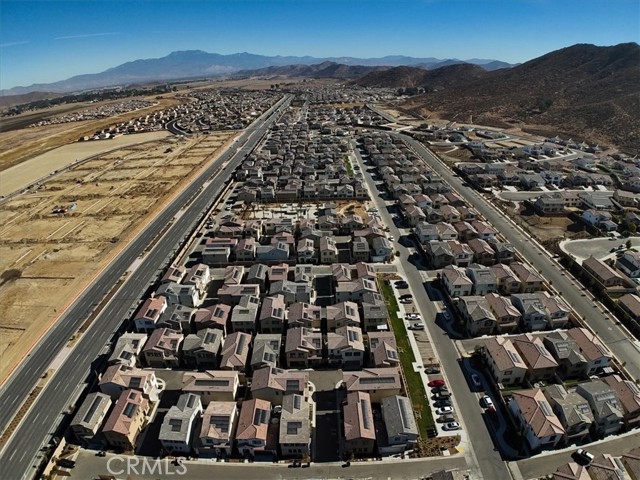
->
0 50 514 96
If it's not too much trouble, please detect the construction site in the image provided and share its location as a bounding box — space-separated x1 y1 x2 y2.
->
0 131 237 380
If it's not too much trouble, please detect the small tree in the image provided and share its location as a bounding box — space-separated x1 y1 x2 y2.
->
626 240 632 250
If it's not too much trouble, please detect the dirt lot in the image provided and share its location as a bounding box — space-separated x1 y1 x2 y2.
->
0 131 237 381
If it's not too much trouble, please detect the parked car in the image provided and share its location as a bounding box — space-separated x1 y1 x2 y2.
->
437 414 456 423
425 367 441 374
409 322 425 330
573 449 595 465
480 396 494 408
400 298 413 304
394 280 408 287
435 407 453 416
432 386 449 393
433 391 451 399
471 374 482 389
443 422 461 431
434 399 452 408
405 313 421 320
428 379 446 388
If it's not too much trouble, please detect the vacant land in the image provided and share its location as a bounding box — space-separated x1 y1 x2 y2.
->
0 131 237 381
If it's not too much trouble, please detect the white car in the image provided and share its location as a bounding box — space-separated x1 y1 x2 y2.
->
443 422 461 431
435 407 453 416
481 396 494 408
409 322 424 330
405 313 421 320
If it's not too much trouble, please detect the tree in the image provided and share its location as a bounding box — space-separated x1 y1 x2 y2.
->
626 240 632 250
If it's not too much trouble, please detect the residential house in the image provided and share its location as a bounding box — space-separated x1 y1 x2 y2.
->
449 240 474 267
256 242 290 262
258 295 286 333
583 256 625 288
235 238 257 261
250 334 281 370
512 334 559 382
141 328 183 368
342 368 402 402
583 210 618 231
183 263 211 298
156 282 201 308
235 399 275 458
468 238 496 266
441 266 473 298
268 263 289 283
158 304 195 333
543 384 593 444
510 262 545 293
181 371 239 405
285 327 323 368
279 394 311 458
415 222 438 244
326 301 361 330
372 237 394 261
335 277 378 303
576 380 624 437
426 241 454 269
134 296 167 332
367 331 400 368
567 327 612 376
436 222 458 241
327 326 365 369
319 237 339 264
343 391 376 455
102 389 150 451
193 304 230 333
250 367 310 406
246 264 269 292
379 395 419 455
352 236 370 262
485 293 520 334
161 265 186 284
488 239 515 264
619 294 640 322
159 393 203 455
108 333 148 367
219 332 251 371
490 264 521 295
230 295 260 333
269 280 312 305
508 388 565 451
617 251 640 278
458 295 497 336
70 392 112 444
603 374 640 429
362 302 390 332
543 332 587 379
195 401 238 457
466 264 497 295
511 294 549 331
99 364 159 402
482 336 527 387
287 302 322 329
182 328 223 369
538 292 571 329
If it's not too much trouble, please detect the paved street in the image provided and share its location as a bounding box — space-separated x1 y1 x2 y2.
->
352 140 507 480
514 430 640 480
561 236 640 262
396 133 640 383
67 449 468 480
0 96 292 480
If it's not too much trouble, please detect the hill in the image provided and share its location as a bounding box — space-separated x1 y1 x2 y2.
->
1 50 513 96
356 64 487 89
237 62 388 79
399 43 640 152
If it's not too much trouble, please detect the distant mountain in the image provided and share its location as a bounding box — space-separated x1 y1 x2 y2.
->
1 50 513 96
0 91 61 109
237 61 389 79
356 64 487 89
399 43 640 152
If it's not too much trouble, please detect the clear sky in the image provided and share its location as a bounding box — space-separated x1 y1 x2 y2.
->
1 0 639 89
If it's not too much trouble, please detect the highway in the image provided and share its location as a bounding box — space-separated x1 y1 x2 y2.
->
396 133 640 382
0 95 291 480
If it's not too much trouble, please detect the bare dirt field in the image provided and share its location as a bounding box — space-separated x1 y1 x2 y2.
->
0 131 170 196
0 131 237 381
0 95 185 172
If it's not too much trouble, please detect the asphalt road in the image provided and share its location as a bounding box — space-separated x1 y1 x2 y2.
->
561 236 640 263
0 95 292 480
397 133 640 383
352 141 506 480
68 448 468 480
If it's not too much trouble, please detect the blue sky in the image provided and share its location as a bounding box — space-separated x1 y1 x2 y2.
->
1 0 639 89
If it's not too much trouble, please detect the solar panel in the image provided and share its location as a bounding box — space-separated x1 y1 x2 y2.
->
286 379 300 391
506 350 522 365
287 421 302 434
360 399 372 430
210 415 230 434
360 376 396 384
236 335 247 355
253 408 268 426
388 350 398 360
293 395 302 410
538 400 553 417
194 379 230 387
169 418 183 432
123 403 137 418
398 397 412 430
204 332 217 344
187 395 196 408
82 396 103 423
